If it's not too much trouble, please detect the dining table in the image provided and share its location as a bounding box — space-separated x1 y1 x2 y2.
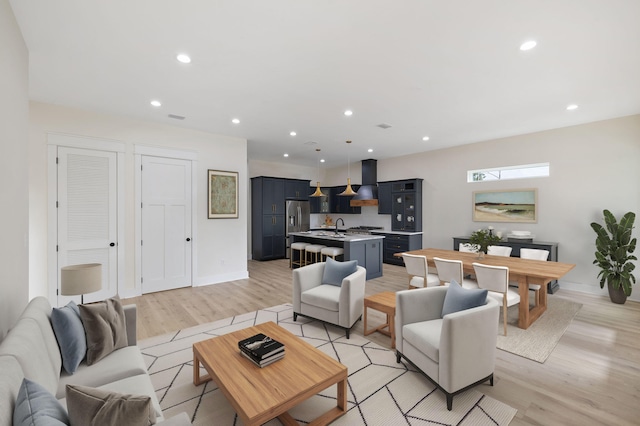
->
396 248 576 329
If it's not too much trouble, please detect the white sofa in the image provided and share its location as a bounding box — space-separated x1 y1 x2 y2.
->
0 297 190 425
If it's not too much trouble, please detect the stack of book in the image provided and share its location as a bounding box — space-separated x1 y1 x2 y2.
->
238 333 285 368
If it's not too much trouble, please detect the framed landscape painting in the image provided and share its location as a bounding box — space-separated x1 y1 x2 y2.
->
472 188 537 223
208 170 238 219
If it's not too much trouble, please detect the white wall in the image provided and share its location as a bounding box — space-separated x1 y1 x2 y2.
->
249 115 640 301
0 0 29 339
29 102 249 300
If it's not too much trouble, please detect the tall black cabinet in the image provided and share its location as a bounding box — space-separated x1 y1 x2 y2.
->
251 176 310 261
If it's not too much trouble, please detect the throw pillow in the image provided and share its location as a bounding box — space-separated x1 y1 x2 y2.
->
13 378 69 426
51 301 86 374
79 297 128 365
66 384 156 426
321 257 358 286
441 279 488 317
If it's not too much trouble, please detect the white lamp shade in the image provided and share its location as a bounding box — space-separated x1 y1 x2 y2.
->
60 263 103 296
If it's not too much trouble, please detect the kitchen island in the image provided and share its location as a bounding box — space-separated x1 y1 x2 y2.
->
289 231 384 280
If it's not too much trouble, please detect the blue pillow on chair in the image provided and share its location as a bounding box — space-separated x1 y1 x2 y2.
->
51 301 86 374
441 279 488 317
321 257 358 286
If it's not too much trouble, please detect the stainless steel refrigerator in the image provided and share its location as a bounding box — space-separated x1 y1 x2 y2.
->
285 200 310 259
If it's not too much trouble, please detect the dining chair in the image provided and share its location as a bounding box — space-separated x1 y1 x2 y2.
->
459 243 477 253
514 248 550 306
487 245 512 257
433 257 478 289
472 262 520 336
401 253 440 289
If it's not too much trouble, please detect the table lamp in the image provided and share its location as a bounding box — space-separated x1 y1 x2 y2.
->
60 263 102 304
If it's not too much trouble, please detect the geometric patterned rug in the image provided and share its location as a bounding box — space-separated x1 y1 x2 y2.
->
140 304 517 425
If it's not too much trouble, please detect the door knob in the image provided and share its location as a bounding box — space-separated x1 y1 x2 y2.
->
109 242 115 247
186 238 191 242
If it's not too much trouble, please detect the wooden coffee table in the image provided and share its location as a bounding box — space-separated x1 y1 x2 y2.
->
193 321 348 426
363 291 397 349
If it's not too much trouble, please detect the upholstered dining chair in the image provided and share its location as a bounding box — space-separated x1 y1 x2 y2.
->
487 245 513 257
433 257 478 289
458 243 477 253
472 262 520 336
395 286 500 410
292 259 366 338
402 253 440 289
514 248 550 305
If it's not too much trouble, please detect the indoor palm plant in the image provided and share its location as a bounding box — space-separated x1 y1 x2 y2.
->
591 209 636 304
466 229 503 259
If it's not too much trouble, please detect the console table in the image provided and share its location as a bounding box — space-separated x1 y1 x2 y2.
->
453 237 560 294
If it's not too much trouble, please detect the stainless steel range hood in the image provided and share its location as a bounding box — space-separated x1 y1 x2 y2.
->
351 159 378 206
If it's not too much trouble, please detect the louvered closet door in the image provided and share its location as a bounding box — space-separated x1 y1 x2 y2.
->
58 147 118 304
141 156 192 294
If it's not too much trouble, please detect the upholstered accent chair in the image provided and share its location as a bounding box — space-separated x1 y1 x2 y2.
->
402 253 440 289
395 286 500 410
292 261 366 338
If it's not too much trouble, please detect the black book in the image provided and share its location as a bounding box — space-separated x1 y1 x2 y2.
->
238 333 285 360
240 350 285 368
240 345 285 364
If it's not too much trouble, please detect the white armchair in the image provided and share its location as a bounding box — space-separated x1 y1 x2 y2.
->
395 286 500 410
292 262 366 338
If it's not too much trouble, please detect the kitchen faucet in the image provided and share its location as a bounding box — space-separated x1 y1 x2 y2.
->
335 218 345 235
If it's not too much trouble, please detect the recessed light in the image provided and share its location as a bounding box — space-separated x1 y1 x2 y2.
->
320 159 325 163
290 131 297 136
176 54 191 64
368 148 373 153
566 104 579 111
520 40 537 51
150 100 162 107
283 153 289 158
344 110 353 116
422 136 430 141
231 118 240 124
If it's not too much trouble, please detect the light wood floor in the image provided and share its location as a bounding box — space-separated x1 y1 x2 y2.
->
123 259 640 426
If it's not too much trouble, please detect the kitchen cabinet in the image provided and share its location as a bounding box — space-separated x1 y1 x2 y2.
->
309 187 331 213
377 181 392 214
377 233 423 266
391 179 423 232
251 176 309 260
332 185 361 214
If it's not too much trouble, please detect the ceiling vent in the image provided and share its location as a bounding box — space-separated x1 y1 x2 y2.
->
168 114 186 120
376 123 392 129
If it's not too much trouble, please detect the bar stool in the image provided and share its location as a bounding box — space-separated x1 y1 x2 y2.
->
290 242 310 269
305 244 326 265
321 247 344 262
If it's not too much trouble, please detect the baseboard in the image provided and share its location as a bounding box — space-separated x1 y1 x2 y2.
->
194 270 249 287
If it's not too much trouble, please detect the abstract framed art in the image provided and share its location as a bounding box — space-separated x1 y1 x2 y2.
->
208 170 238 219
472 188 537 223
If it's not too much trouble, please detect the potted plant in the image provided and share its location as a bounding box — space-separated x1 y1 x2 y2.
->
591 209 636 304
466 229 503 259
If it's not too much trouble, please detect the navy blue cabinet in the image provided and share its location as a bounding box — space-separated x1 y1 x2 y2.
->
391 179 423 232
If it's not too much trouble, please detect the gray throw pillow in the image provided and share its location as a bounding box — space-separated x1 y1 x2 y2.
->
441 279 488 317
51 301 86 374
13 378 69 426
79 297 128 365
321 257 358 286
66 384 156 426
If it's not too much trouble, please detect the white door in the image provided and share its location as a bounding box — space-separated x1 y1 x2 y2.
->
141 156 192 293
57 147 118 304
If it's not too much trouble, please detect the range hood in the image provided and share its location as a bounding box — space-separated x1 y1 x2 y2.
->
351 159 378 206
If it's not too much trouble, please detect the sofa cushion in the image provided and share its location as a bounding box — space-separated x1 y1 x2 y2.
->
13 379 68 426
79 298 128 365
57 346 148 399
301 284 341 312
0 356 25 426
16 297 63 377
403 319 443 363
441 279 487 317
66 384 156 426
51 301 86 374
321 258 358 286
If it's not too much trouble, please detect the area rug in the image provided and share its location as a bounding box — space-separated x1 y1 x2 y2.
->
497 297 582 363
140 304 517 425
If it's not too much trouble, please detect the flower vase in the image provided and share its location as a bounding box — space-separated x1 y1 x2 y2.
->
476 251 485 260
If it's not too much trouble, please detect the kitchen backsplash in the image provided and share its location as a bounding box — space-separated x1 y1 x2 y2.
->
311 206 390 229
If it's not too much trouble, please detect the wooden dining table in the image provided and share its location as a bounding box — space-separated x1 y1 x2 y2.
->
396 248 576 329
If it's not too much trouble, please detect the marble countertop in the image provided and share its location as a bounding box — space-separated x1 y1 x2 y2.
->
290 231 385 242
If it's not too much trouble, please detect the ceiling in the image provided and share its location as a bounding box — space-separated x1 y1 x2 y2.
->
9 0 640 168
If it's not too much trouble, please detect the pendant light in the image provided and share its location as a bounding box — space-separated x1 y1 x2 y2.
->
339 140 357 196
310 148 327 197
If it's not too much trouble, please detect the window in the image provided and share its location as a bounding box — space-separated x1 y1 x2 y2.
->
467 163 549 182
